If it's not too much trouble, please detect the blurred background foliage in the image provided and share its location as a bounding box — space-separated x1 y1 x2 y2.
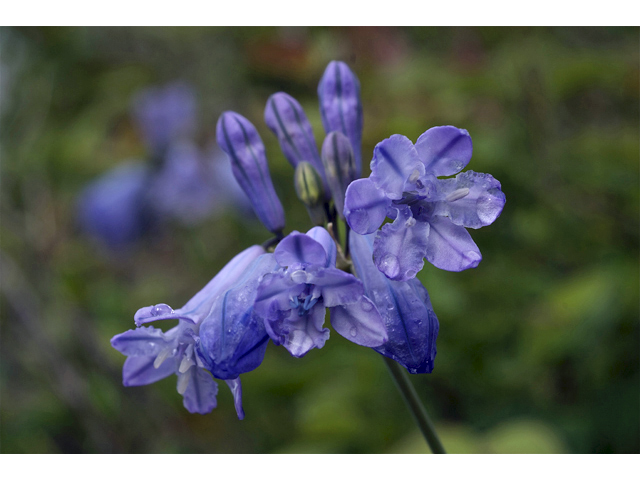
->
0 26 638 454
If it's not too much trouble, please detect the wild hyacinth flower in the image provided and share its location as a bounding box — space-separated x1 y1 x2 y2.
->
216 111 286 235
254 227 387 357
149 141 220 224
349 232 439 374
77 162 154 251
131 82 197 154
111 245 265 417
344 126 506 280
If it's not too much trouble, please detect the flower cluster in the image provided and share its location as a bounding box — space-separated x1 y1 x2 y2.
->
78 83 248 252
111 61 504 417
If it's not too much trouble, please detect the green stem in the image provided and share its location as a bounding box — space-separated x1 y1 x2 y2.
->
382 355 446 454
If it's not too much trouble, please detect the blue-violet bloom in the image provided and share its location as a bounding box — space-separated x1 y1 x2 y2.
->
254 227 387 357
350 231 439 374
111 245 265 417
344 126 506 280
77 162 154 251
216 111 286 235
131 82 197 153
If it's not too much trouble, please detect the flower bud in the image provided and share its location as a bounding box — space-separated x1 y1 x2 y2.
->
294 161 325 225
216 111 285 234
317 61 363 177
321 131 357 218
264 92 330 199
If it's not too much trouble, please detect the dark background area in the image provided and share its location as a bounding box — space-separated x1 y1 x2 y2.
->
1 26 638 453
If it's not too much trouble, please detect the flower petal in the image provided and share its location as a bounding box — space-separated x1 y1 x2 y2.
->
254 270 303 317
425 216 482 271
433 171 506 229
329 296 387 348
373 206 429 281
281 303 330 357
306 226 337 268
274 232 327 267
317 61 363 176
370 135 424 200
122 355 176 386
198 254 276 379
225 378 245 420
111 326 172 357
180 366 219 415
344 178 391 235
310 268 364 308
134 245 266 327
415 126 472 177
350 232 439 374
216 111 285 233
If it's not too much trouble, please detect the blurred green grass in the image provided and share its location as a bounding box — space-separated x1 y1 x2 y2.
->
1 26 638 453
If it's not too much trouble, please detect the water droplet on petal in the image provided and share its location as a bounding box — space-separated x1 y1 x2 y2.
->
361 300 374 312
380 254 400 279
349 326 357 337
152 303 173 316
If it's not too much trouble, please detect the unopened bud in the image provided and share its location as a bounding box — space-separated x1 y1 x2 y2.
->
294 162 326 225
321 131 357 218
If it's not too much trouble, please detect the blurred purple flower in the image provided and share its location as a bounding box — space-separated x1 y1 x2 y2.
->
77 162 154 251
131 82 197 152
254 227 387 357
111 245 267 417
344 126 506 280
149 141 220 224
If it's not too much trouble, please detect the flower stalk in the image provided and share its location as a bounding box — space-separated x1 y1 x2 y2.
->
382 355 446 454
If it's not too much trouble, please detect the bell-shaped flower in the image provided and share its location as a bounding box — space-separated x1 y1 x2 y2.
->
321 131 358 219
216 111 286 235
77 161 154 252
148 141 221 224
349 231 439 374
264 92 330 199
344 126 506 280
111 245 265 417
254 227 387 358
317 61 363 177
131 82 197 153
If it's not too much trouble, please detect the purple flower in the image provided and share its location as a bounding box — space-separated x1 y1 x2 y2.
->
111 245 266 417
77 162 154 251
216 111 286 234
318 61 364 177
149 141 221 224
131 82 197 153
349 231 439 374
254 227 387 357
344 126 506 280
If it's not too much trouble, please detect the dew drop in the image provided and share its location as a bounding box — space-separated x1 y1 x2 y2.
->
152 303 173 316
361 300 374 312
379 254 400 279
349 327 357 337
